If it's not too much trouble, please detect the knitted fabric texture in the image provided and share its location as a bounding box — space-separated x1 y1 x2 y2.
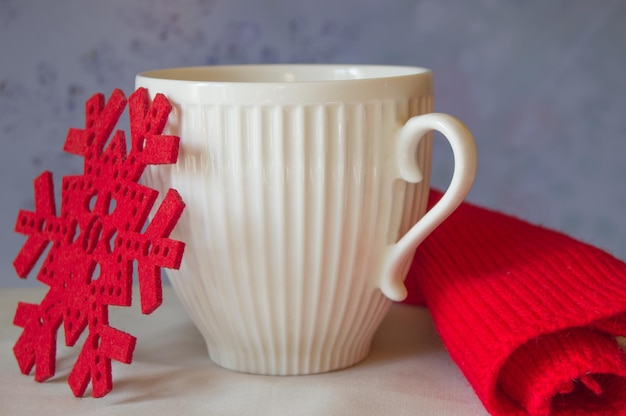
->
403 189 626 416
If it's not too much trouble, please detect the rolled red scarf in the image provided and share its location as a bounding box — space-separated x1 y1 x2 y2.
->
404 189 626 416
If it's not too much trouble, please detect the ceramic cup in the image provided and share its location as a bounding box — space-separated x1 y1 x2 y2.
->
136 64 477 375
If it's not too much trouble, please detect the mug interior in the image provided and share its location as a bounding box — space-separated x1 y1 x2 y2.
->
138 64 429 83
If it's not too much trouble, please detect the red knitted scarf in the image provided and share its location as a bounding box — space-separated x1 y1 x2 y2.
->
404 190 626 416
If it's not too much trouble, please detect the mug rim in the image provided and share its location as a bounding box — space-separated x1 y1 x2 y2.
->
137 64 432 85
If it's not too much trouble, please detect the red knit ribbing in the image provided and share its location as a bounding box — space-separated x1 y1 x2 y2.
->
499 328 626 415
404 189 626 415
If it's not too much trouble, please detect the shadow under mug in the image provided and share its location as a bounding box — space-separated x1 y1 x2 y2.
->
136 64 477 375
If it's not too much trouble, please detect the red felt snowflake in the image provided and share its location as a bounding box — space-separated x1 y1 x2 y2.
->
12 87 185 398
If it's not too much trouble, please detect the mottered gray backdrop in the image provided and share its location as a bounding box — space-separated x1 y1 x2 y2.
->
1 0 625 287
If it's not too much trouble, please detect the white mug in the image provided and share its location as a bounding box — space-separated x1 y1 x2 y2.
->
136 64 477 375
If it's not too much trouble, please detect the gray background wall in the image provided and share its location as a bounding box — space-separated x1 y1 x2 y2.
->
2 0 625 287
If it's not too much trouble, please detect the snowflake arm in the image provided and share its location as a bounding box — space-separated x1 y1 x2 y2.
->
13 171 57 278
13 299 62 382
137 188 186 314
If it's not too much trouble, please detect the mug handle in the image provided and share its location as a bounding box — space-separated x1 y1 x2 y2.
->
378 113 477 301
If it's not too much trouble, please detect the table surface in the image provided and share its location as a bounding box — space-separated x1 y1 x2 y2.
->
0 286 488 416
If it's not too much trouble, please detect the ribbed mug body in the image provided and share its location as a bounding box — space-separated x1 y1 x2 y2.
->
138 66 434 374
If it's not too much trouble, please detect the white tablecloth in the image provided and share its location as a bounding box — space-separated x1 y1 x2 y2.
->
0 286 488 415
